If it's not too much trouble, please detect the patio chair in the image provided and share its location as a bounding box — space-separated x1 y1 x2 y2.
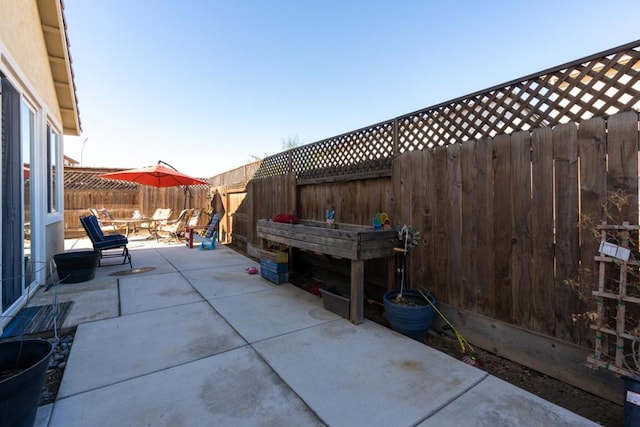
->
139 208 173 240
79 215 132 268
156 209 191 242
192 213 220 250
88 208 123 233
187 208 203 228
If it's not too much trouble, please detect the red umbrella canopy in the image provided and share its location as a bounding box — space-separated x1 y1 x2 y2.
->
98 163 208 188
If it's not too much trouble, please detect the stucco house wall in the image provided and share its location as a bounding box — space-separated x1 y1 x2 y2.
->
0 0 80 325
0 0 61 122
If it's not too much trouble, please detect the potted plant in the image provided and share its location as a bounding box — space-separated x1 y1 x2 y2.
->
1 260 56 427
383 225 436 340
0 338 53 427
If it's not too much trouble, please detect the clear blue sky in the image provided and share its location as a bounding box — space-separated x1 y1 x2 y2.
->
63 0 640 178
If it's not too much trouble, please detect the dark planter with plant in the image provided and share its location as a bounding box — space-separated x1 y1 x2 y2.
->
383 225 437 340
384 289 436 340
0 339 53 427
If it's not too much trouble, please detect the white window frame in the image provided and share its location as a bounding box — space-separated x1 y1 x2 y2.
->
47 125 62 216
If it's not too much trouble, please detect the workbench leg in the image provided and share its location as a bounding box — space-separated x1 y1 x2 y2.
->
386 256 395 291
350 260 364 325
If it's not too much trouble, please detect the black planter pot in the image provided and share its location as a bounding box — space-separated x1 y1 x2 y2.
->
0 339 53 427
383 289 436 341
53 250 99 283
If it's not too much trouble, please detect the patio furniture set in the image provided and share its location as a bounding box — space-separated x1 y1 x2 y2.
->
78 207 213 270
89 207 203 241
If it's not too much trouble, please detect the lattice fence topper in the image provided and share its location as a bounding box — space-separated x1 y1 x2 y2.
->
64 169 138 190
253 40 640 180
209 161 261 189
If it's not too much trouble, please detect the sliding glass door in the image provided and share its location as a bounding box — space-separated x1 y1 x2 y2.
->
1 77 24 311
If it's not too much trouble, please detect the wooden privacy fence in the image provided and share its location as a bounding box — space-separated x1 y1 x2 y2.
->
391 111 638 349
217 110 639 350
215 111 638 403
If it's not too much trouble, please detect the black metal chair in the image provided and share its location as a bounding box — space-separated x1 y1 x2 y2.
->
79 215 132 268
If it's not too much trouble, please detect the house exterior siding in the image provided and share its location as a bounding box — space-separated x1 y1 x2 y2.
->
0 0 79 325
0 0 61 122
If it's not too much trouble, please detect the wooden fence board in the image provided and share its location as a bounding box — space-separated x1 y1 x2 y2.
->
447 143 462 308
433 147 449 300
461 140 478 312
246 180 257 244
493 134 513 322
224 190 247 243
398 152 414 225
531 127 555 336
408 151 425 286
577 117 607 346
389 155 402 229
553 123 580 343
298 177 389 225
511 131 533 328
390 151 422 289
607 111 639 221
475 138 495 317
389 154 403 290
421 150 436 295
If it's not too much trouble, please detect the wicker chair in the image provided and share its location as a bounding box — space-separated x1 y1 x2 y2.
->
156 209 192 242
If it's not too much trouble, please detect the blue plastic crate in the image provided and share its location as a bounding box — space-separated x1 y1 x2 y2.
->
260 258 288 273
260 267 289 285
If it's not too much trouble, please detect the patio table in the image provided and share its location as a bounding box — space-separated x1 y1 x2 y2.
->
112 218 150 237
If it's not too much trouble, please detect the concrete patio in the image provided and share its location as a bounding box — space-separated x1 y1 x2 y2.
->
31 236 597 426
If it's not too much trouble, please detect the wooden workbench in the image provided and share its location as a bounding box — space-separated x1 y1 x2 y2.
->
256 218 397 324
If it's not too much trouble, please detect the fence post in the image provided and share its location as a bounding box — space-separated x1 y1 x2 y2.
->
287 150 293 174
393 118 399 157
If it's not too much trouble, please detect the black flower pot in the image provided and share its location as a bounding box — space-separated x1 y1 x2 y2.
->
53 250 99 283
0 339 53 427
383 289 436 341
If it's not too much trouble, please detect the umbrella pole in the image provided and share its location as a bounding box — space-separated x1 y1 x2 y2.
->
183 186 189 210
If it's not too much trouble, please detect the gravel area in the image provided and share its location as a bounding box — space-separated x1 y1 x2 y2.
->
40 332 74 405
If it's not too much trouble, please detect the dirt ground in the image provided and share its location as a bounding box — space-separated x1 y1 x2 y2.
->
419 330 623 426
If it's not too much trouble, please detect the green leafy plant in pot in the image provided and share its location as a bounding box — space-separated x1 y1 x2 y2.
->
383 225 437 341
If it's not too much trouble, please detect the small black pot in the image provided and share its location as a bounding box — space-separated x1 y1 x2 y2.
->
53 250 99 283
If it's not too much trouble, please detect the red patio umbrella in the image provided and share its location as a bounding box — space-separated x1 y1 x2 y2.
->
98 162 207 188
98 161 208 209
